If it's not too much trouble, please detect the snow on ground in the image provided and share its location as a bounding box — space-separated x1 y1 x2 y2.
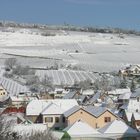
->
36 69 99 85
0 28 140 72
0 76 29 95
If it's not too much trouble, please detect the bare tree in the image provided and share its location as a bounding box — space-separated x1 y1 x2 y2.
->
0 115 56 140
4 58 17 70
40 75 54 93
78 79 92 90
0 115 18 140
93 75 111 93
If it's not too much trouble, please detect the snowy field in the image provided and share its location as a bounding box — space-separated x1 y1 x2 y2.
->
0 28 140 72
36 69 99 86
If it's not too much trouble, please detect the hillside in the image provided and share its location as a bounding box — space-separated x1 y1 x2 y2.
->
0 23 140 73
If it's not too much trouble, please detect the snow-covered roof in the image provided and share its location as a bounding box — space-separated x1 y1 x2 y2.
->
26 100 49 116
82 89 94 95
127 99 140 112
128 65 140 71
27 99 78 116
133 112 140 120
64 105 81 117
108 88 131 95
10 95 37 102
118 92 132 100
63 91 76 99
85 106 111 118
52 131 64 139
64 120 100 137
47 99 78 112
41 102 64 115
99 119 138 135
41 99 78 115
124 110 132 122
131 88 140 98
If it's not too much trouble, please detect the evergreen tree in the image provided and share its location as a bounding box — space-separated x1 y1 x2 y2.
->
130 79 136 92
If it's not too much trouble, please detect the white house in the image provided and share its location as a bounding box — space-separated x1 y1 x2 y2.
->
99 119 139 139
63 120 101 138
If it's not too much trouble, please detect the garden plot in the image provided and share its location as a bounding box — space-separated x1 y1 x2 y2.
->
36 69 99 86
0 77 29 95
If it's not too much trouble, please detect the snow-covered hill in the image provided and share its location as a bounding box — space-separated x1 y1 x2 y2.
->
0 27 140 72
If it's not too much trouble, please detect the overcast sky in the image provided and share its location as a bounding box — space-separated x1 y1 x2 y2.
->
0 0 140 30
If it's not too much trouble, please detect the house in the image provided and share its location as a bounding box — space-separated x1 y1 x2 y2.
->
131 112 140 131
82 89 94 96
26 100 49 122
63 120 102 139
10 93 38 107
40 99 78 129
53 88 70 98
118 91 132 104
108 88 131 102
126 65 140 76
86 91 101 105
63 91 87 105
99 119 139 139
26 99 78 125
64 105 118 129
122 110 132 125
126 93 140 113
41 102 65 129
0 85 11 106
120 65 140 76
63 91 78 99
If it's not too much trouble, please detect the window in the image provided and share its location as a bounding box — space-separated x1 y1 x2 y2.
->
137 122 140 126
55 117 59 123
136 109 139 112
137 97 140 102
62 117 65 123
95 123 99 128
45 117 53 123
104 117 111 123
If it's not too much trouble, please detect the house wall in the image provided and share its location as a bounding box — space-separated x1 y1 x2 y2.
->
95 111 117 128
67 109 96 128
27 115 38 123
42 114 65 129
132 119 140 129
67 109 117 129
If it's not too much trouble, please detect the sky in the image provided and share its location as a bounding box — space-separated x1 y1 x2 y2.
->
0 0 140 30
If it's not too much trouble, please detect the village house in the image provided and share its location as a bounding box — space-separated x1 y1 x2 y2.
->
120 65 140 76
64 105 118 129
99 119 139 139
10 94 38 107
0 85 11 106
122 110 133 125
40 99 78 129
126 90 140 113
63 120 103 139
63 90 87 105
26 100 49 123
26 99 78 126
108 88 131 104
131 112 140 131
